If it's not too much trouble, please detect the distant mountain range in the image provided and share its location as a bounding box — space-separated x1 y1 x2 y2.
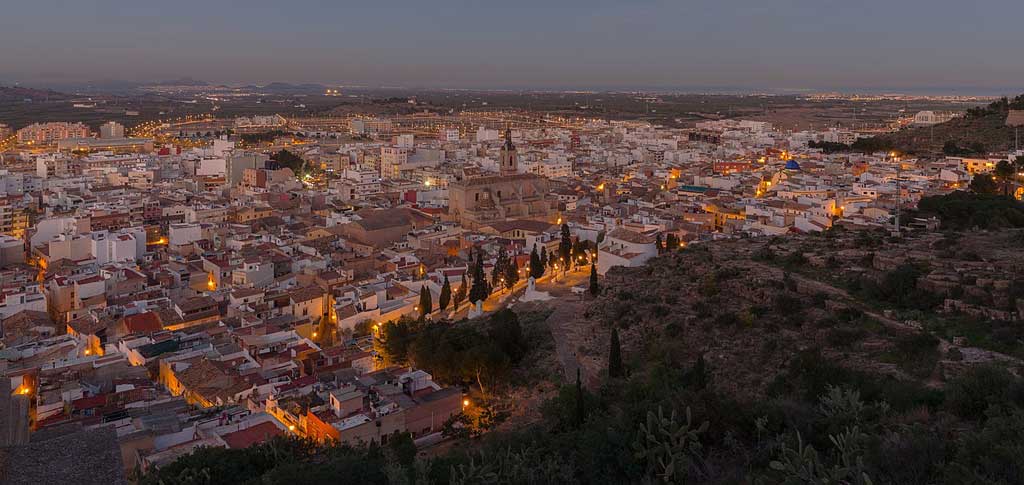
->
151 77 210 87
0 85 70 102
18 78 331 95
241 82 329 94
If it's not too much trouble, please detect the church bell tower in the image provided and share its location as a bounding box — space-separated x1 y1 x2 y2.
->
499 127 518 176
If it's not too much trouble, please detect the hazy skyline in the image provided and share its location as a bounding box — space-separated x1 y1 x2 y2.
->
2 0 1022 94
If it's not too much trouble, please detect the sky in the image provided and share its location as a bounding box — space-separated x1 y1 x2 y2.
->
1 0 1022 94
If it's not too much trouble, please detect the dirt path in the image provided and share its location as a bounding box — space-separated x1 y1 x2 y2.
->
532 270 600 390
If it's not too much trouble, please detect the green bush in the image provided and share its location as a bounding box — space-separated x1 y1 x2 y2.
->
945 364 1019 420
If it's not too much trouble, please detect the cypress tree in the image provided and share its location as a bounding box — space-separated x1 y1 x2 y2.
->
589 263 600 296
438 275 452 311
418 284 432 319
656 233 664 254
492 247 507 289
504 256 519 289
692 354 709 390
469 251 488 304
575 368 586 428
453 280 466 308
529 245 543 279
665 233 678 251
559 223 572 268
608 328 623 378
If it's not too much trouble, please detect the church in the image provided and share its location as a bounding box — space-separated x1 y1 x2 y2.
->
448 128 558 229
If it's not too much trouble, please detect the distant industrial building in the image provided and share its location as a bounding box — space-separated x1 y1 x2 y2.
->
912 111 960 126
56 137 154 154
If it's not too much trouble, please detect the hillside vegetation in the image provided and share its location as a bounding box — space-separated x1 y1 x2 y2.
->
143 225 1024 484
870 94 1024 155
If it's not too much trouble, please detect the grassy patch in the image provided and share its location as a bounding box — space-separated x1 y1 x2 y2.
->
925 315 1024 359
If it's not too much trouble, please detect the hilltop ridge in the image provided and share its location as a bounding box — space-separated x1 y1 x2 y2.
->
869 94 1024 155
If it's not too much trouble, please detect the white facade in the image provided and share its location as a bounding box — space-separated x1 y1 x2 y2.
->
597 230 659 275
99 122 125 139
476 127 500 142
169 223 202 247
195 158 227 176
0 286 47 319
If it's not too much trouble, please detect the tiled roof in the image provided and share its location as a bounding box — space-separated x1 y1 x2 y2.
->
123 312 163 334
220 422 283 449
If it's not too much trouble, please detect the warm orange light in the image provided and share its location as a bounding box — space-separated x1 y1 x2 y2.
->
84 349 92 356
288 425 295 431
463 399 470 407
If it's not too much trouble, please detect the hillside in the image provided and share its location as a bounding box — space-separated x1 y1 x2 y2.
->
0 85 69 102
869 94 1024 156
143 224 1024 484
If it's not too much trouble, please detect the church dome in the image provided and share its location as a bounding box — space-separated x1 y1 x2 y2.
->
784 160 801 170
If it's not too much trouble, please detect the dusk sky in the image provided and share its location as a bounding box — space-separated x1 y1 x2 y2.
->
2 0 1022 93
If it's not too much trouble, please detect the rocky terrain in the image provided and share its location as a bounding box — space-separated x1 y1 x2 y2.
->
873 95 1024 155
576 226 1024 403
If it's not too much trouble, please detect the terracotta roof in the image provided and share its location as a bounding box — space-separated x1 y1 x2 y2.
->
220 422 283 449
352 207 432 231
67 316 106 336
483 219 556 234
289 286 323 303
123 312 162 334
607 228 656 244
176 296 217 312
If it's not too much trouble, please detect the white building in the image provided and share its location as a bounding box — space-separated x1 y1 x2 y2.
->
597 228 659 275
0 170 42 196
912 111 959 127
195 158 227 177
476 127 500 142
169 223 203 247
89 228 145 264
0 285 47 319
99 122 125 139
